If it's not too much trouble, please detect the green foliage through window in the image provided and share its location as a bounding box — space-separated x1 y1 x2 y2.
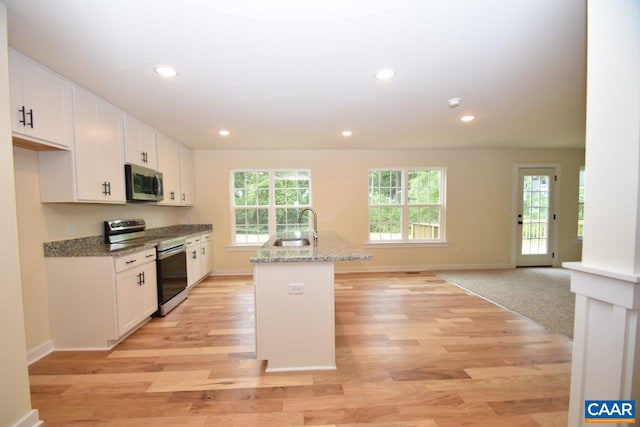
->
232 170 312 244
368 168 444 241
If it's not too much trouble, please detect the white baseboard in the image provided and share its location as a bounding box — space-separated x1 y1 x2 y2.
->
265 364 336 373
210 264 515 277
333 263 514 274
12 409 42 427
27 340 53 365
211 269 253 276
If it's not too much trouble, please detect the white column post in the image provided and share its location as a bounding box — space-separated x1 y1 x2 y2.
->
564 1 640 426
0 3 42 427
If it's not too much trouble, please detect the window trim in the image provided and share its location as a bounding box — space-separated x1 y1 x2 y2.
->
577 166 585 240
367 167 446 244
230 168 312 246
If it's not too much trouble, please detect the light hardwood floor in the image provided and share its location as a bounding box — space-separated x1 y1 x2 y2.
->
29 272 572 426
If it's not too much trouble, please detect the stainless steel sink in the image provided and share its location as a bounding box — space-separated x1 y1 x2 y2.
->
272 237 311 247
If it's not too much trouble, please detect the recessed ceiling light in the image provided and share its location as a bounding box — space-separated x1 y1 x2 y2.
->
218 130 231 137
341 130 353 137
154 65 178 78
460 115 475 122
375 68 395 81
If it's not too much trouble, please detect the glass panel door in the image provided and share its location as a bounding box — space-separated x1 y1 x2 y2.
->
516 168 555 266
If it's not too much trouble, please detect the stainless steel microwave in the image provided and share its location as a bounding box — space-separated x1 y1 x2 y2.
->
124 164 163 202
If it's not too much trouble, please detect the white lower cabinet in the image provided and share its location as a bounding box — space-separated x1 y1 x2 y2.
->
46 248 157 350
115 255 157 337
200 233 212 277
186 235 202 288
186 232 212 289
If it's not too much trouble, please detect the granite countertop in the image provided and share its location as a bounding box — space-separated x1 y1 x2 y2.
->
44 224 212 258
250 231 372 263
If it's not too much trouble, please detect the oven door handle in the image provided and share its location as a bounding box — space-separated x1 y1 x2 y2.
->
157 244 186 260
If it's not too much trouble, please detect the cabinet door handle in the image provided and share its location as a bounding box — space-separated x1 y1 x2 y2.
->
18 106 26 126
192 250 197 259
202 247 205 255
142 151 148 163
170 191 175 201
182 193 186 202
102 181 109 195
26 108 34 128
141 271 145 285
126 259 137 265
145 253 155 258
102 181 111 196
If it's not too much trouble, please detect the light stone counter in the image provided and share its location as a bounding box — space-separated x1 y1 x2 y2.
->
250 231 372 263
44 224 212 258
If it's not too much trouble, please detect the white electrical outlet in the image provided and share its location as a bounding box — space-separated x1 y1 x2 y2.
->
288 283 304 294
66 224 74 236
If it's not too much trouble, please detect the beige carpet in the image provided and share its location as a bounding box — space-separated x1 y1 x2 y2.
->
435 267 574 338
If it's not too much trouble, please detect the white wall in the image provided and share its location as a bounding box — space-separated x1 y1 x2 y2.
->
0 3 38 426
581 0 640 275
565 3 640 424
189 148 585 275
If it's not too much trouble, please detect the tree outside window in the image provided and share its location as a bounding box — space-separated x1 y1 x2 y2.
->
232 170 311 244
368 168 445 242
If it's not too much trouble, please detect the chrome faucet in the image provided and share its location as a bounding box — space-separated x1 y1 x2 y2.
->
298 207 318 243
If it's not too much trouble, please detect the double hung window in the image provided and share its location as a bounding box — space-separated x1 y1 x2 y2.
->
368 168 445 242
231 170 311 244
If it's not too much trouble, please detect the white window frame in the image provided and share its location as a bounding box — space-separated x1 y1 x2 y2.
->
230 169 312 246
578 166 585 239
367 167 447 246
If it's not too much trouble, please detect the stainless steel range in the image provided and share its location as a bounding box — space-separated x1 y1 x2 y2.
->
104 219 188 316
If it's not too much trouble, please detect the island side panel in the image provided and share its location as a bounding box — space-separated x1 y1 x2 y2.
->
253 261 335 371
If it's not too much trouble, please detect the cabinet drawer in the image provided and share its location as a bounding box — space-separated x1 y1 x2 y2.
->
186 236 201 246
114 248 156 273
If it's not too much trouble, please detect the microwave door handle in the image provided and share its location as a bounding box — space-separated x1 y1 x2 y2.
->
153 175 162 196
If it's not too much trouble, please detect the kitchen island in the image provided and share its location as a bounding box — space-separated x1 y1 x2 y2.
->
251 231 371 372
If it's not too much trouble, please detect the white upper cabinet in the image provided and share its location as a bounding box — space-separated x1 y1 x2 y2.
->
157 134 195 206
38 86 125 203
124 113 158 170
156 132 181 205
179 145 195 206
73 86 125 203
9 49 73 150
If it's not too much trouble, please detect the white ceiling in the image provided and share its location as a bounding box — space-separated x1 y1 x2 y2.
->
3 0 586 150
